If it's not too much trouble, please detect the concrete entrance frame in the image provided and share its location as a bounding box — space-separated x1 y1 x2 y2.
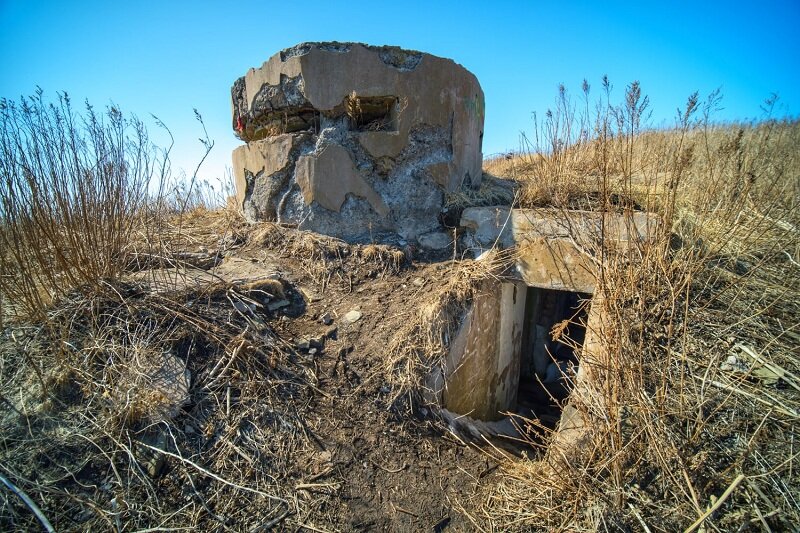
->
426 207 659 441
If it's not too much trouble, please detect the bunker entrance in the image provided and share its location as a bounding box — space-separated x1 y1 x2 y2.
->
437 280 593 442
516 287 590 429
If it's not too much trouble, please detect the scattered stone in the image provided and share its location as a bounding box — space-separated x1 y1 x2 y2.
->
308 348 318 356
232 300 251 314
321 312 334 325
310 336 325 349
299 286 321 302
137 431 168 478
418 231 452 250
175 251 220 270
325 326 338 339
343 310 362 324
267 299 290 312
720 354 748 373
296 338 311 351
412 277 425 287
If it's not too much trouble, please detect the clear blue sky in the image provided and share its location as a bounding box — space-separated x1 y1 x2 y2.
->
2 0 798 188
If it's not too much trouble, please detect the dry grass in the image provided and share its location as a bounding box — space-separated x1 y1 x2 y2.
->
0 92 159 322
247 222 409 291
385 249 513 407
1 83 798 530
0 93 317 530
0 280 315 530
475 81 800 530
0 92 220 325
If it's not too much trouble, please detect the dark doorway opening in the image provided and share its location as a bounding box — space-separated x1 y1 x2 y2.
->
516 287 591 429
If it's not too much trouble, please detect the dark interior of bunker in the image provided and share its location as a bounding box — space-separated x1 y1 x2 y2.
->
516 287 591 429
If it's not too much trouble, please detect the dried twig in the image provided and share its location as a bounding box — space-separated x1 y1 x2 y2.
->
684 474 746 533
0 471 55 533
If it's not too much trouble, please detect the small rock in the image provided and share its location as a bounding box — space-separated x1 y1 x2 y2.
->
175 251 220 270
418 231 452 250
267 299 290 312
310 336 325 349
325 326 338 339
721 354 748 373
343 310 362 324
147 456 165 478
321 312 334 325
412 277 425 287
137 431 168 478
308 348 318 356
296 338 311 350
299 286 321 302
232 300 250 314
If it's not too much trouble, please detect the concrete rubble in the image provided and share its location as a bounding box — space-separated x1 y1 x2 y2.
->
231 42 484 244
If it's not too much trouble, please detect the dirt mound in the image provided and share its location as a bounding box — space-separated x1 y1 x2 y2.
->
0 213 498 531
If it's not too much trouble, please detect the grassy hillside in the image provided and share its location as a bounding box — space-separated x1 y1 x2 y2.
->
1 86 798 531
477 84 799 530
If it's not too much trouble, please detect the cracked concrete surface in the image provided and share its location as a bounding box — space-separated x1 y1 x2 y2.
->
231 42 484 243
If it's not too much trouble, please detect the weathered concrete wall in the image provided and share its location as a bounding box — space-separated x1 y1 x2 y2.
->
461 207 661 292
231 42 485 243
440 279 526 421
436 207 659 427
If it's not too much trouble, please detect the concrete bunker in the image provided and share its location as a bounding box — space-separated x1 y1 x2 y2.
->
230 42 485 244
429 207 660 442
433 279 592 428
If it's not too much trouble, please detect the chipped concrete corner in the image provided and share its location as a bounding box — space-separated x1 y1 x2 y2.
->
231 42 485 243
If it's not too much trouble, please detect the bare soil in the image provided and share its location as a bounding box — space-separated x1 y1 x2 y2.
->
238 247 495 530
0 215 506 531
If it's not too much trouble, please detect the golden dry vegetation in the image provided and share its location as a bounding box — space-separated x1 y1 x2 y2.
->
1 85 798 531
